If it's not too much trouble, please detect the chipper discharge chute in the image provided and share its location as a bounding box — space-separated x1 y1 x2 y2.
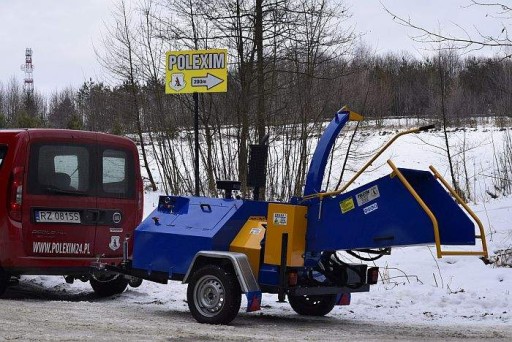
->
110 106 487 325
304 166 481 255
300 108 488 259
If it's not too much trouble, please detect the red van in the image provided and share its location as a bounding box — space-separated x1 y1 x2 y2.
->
0 129 144 297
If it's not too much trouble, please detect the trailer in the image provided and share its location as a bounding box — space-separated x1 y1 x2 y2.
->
106 107 488 324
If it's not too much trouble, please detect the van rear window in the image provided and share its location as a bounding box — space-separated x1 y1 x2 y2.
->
0 145 6 168
27 143 135 198
28 144 90 195
100 148 135 198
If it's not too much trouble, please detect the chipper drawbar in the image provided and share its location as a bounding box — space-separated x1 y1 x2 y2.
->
107 107 488 324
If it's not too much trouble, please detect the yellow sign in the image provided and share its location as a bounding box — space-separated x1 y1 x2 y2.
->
165 49 228 94
340 197 355 214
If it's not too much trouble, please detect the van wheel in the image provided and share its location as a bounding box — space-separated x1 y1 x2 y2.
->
187 265 241 324
0 269 9 297
288 294 337 316
90 273 128 297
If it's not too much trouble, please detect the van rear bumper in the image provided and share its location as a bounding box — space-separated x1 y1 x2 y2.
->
2 256 125 276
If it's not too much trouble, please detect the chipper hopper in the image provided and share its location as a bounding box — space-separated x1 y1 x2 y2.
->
110 107 488 324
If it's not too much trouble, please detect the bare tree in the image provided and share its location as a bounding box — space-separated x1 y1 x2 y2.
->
385 1 512 57
435 50 463 197
5 77 22 123
97 0 158 191
280 0 355 196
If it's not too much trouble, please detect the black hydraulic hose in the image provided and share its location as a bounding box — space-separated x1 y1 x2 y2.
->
345 249 386 262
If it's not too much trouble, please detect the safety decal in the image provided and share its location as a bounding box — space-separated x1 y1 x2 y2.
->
340 197 355 214
273 213 288 225
250 228 262 235
363 203 378 215
356 185 380 206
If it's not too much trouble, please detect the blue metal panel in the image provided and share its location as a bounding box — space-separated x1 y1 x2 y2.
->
132 195 267 277
399 168 475 245
305 169 475 253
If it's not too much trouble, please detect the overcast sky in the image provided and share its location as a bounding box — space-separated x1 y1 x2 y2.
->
0 0 508 97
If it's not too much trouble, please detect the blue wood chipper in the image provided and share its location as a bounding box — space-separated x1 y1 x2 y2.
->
104 108 488 324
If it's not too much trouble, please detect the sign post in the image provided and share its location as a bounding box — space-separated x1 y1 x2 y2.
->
165 49 228 196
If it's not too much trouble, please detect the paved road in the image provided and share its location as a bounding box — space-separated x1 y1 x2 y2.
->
0 282 510 341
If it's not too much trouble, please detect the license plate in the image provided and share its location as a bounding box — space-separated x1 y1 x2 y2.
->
35 210 81 224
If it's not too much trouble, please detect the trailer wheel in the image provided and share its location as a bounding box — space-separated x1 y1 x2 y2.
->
90 272 128 297
288 294 337 316
128 277 143 288
187 265 241 324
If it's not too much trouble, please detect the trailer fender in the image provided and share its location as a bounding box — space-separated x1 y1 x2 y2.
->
183 251 262 312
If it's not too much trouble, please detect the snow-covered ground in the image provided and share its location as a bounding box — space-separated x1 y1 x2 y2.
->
3 122 512 338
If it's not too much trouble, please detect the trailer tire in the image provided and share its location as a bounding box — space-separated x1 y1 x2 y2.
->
288 294 337 316
90 273 128 297
187 264 241 324
128 277 143 288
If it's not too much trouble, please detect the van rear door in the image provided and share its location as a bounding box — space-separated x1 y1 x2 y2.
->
93 136 141 258
24 132 97 258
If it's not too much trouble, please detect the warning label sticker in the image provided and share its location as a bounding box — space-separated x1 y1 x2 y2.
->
356 185 380 206
250 228 262 235
340 197 355 214
363 203 379 215
273 213 288 225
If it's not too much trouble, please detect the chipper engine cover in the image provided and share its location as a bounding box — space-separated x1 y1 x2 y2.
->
131 196 267 279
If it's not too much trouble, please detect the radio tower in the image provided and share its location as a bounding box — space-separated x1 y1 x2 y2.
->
20 48 34 95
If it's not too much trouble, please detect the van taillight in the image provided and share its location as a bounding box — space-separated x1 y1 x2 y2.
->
137 176 144 215
9 167 24 222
